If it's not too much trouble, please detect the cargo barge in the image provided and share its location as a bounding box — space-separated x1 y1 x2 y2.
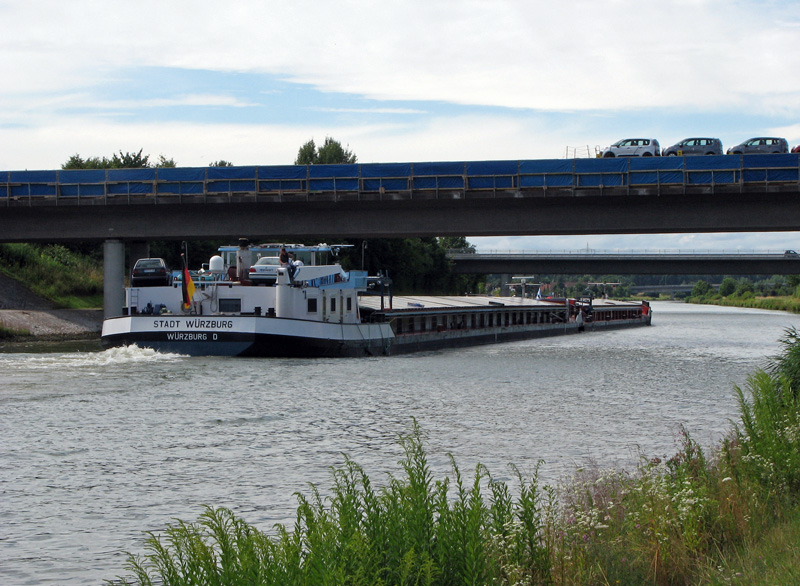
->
101 243 651 357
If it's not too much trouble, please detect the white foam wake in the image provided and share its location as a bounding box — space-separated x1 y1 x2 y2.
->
2 344 186 370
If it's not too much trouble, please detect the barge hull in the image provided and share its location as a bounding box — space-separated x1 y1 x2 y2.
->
101 314 651 357
101 315 394 357
387 316 650 355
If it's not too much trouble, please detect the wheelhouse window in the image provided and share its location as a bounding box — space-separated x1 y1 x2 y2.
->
307 298 318 313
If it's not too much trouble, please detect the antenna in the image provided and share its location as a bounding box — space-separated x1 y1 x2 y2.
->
587 281 621 298
508 276 543 298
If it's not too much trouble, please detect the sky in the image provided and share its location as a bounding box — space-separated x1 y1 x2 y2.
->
2 0 800 251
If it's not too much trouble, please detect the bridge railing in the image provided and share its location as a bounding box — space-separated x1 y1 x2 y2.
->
2 155 799 205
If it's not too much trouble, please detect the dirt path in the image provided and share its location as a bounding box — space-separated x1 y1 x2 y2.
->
0 273 102 338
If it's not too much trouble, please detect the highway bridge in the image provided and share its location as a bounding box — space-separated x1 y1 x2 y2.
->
2 154 800 242
3 154 800 317
448 251 800 275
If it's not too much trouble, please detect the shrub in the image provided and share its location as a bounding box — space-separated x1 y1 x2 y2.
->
734 328 800 497
0 243 102 307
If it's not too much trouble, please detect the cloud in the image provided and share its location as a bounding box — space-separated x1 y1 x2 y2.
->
91 94 257 110
4 1 800 114
311 107 427 115
471 232 800 253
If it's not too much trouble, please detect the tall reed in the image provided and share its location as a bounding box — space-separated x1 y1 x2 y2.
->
110 420 554 586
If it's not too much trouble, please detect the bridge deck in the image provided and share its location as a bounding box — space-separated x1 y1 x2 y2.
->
3 154 799 205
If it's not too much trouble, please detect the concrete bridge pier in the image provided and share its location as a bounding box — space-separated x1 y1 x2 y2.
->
103 239 125 320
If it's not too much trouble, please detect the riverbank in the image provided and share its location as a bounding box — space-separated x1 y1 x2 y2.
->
0 273 102 341
686 295 800 313
0 308 102 339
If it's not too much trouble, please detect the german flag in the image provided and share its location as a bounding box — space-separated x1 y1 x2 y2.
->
181 254 195 310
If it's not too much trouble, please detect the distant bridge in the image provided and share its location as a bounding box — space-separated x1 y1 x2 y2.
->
448 250 800 275
629 284 714 294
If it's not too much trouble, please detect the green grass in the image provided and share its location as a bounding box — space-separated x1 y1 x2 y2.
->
700 505 800 585
109 331 800 586
688 295 800 313
0 243 103 308
0 324 30 339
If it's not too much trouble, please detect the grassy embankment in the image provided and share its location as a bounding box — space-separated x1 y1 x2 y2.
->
0 243 103 338
688 294 800 313
109 331 800 586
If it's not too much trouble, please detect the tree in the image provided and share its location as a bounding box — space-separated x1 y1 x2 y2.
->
62 154 110 169
719 277 737 297
438 236 475 253
294 137 357 165
61 149 171 170
317 137 357 164
295 140 318 165
691 280 711 298
209 160 234 167
155 155 177 168
734 278 754 297
111 149 150 168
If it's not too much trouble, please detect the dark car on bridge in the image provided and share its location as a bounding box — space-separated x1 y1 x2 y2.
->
663 137 722 156
131 258 171 287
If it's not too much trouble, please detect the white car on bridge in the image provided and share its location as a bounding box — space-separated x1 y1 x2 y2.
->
601 138 660 157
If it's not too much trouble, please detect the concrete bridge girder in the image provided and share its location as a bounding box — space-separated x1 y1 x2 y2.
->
3 190 800 242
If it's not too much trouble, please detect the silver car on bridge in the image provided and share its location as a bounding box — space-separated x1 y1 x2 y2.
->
663 137 722 156
726 137 789 155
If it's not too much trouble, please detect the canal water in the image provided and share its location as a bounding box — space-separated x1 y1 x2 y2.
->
2 301 799 585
